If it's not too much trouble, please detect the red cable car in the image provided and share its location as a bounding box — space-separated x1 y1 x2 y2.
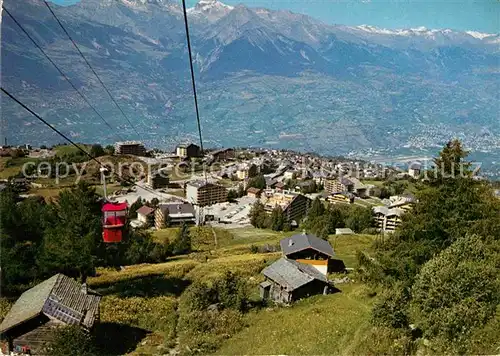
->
101 202 128 243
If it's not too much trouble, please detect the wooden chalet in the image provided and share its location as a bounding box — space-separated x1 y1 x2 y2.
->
0 274 101 355
260 258 333 303
280 232 335 275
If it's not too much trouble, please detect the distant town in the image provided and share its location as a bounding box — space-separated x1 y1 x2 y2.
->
2 139 480 234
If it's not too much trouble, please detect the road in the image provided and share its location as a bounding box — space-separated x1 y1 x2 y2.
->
111 181 187 204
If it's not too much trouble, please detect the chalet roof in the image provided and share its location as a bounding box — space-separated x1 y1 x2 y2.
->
262 258 328 291
137 205 155 216
280 232 334 257
347 177 366 190
247 187 262 194
0 274 101 334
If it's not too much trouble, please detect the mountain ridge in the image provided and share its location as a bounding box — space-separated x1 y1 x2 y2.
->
1 0 499 176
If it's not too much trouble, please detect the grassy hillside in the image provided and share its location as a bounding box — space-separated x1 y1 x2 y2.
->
84 227 377 355
217 283 375 355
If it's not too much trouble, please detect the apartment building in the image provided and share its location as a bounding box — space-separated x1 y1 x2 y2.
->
147 170 169 189
155 202 196 229
324 177 354 194
408 162 422 178
388 195 416 212
186 181 228 206
261 189 312 225
373 206 405 233
114 141 146 156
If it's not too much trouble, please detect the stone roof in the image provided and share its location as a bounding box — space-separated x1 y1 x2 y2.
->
262 258 329 291
280 232 334 257
0 274 101 334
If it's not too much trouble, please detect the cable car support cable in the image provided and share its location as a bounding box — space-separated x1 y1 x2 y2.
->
2 6 126 142
43 0 143 141
0 87 168 201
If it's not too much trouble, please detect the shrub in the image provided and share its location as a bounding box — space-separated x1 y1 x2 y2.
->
352 326 415 355
180 281 217 313
180 272 249 313
372 283 411 329
100 295 178 344
410 234 500 349
0 299 13 323
177 309 244 355
214 271 250 311
45 325 98 356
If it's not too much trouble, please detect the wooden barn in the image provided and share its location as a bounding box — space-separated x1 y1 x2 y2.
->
260 257 333 304
0 274 101 355
280 232 335 275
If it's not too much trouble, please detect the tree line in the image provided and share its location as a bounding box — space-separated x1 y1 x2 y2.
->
0 182 191 295
248 194 373 236
357 140 500 353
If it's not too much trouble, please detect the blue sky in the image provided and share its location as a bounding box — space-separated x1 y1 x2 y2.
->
51 0 499 33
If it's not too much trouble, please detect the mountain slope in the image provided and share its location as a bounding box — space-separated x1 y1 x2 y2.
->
1 0 499 175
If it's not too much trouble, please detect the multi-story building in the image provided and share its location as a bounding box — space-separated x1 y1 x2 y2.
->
373 206 405 233
155 202 196 229
176 143 201 158
236 169 249 180
186 181 228 206
261 189 312 225
408 162 422 178
388 195 416 212
114 141 146 156
324 177 355 194
147 170 169 189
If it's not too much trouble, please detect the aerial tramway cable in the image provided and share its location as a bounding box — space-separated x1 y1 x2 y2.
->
181 0 205 156
181 0 211 227
0 87 168 201
2 6 126 142
43 1 143 141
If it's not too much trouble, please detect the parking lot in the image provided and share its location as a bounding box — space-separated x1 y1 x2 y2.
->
202 196 257 225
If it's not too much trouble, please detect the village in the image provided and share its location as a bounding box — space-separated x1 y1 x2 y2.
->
0 139 431 355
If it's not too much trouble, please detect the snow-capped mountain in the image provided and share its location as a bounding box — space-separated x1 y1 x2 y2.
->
188 0 234 23
2 0 499 171
345 24 500 49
